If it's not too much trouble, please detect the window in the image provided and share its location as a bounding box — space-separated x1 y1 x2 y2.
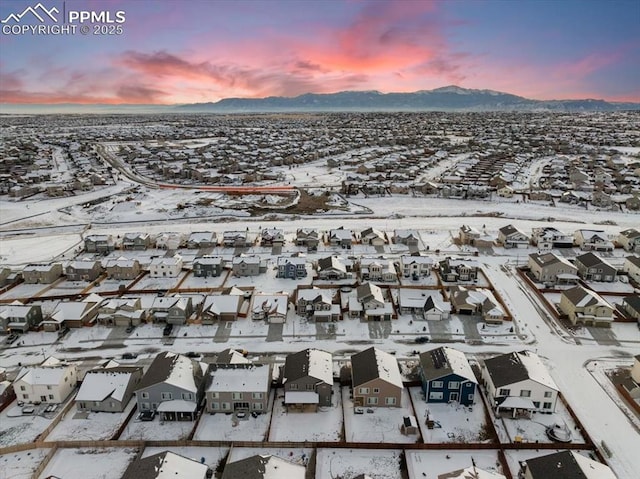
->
544 391 553 398
252 392 263 399
359 387 370 395
47 385 52 390
252 403 263 410
211 392 219 399
429 392 443 400
431 381 443 389
140 392 149 399
367 397 378 405
385 397 396 405
533 401 540 408
498 388 510 396
182 393 192 401
289 384 298 391
20 386 25 391
543 402 553 409
23 394 29 399
306 384 314 391
468 394 474 402
211 402 219 410
49 395 54 400
373 388 380 394
161 392 173 400
221 402 230 410
449 381 460 390
232 392 243 400
520 390 531 397
94 401 100 406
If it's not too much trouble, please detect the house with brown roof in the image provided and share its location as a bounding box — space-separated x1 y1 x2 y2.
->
574 252 617 282
559 285 614 327
351 347 403 407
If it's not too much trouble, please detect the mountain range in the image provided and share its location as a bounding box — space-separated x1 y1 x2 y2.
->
2 86 638 113
175 86 640 112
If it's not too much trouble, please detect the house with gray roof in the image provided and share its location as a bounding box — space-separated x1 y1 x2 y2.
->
618 228 640 253
84 234 114 254
296 288 339 322
351 347 402 407
187 231 217 249
205 364 271 414
221 454 305 479
135 351 208 421
519 450 616 479
0 303 42 333
623 255 640 283
122 232 152 250
121 451 209 479
399 255 433 278
282 348 333 411
398 289 450 320
317 255 353 280
527 252 579 286
419 347 476 406
350 282 393 321
295 228 319 251
201 294 243 322
559 285 614 327
328 227 353 248
574 252 617 282
622 295 640 323
22 263 62 284
193 255 223 277
480 350 559 417
76 362 143 412
102 258 141 280
66 260 103 282
574 229 614 251
232 256 263 276
497 224 529 248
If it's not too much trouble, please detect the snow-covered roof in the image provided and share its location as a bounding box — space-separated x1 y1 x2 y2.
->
15 363 76 386
251 293 288 316
207 365 270 393
439 466 506 479
156 399 197 412
122 451 208 479
283 348 332 385
419 347 476 383
351 347 402 388
76 368 140 403
222 454 305 479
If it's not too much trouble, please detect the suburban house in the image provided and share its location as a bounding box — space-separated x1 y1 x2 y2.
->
622 295 640 323
96 298 145 327
102 258 141 280
559 285 614 327
398 289 450 320
14 357 78 404
66 260 103 282
399 255 433 278
251 293 288 322
192 256 223 277
260 228 285 246
155 232 186 250
519 450 616 479
149 254 183 278
459 225 481 245
351 347 403 407
497 224 530 248
623 255 640 283
205 364 271 414
84 234 114 254
122 232 152 250
135 351 208 421
359 257 397 282
201 294 244 322
574 229 614 251
121 451 209 479
148 296 193 324
187 231 217 249
449 286 505 323
419 347 477 406
394 229 420 247
22 263 63 284
349 282 393 321
574 252 617 282
480 350 559 417
222 231 252 247
531 227 574 249
617 228 640 252
221 455 306 479
295 228 320 251
328 227 353 248
76 362 143 412
277 256 308 279
316 256 354 280
296 288 340 322
232 256 264 276
527 252 579 286
50 295 102 328
359 227 386 245
0 303 42 333
438 258 479 282
282 348 333 411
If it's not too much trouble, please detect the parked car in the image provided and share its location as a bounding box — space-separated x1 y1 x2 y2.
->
5 334 18 344
125 325 135 333
414 336 430 344
354 407 364 414
122 352 138 360
185 351 200 358
139 410 156 421
162 324 173 336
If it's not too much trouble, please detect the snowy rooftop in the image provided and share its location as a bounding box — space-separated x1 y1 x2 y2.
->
206 365 270 393
75 367 140 403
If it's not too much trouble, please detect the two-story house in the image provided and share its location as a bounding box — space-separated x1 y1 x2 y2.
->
618 228 640 252
0 303 42 333
76 362 143 412
232 256 263 276
251 293 288 323
277 256 307 279
559 285 613 327
295 228 320 251
187 231 217 249
84 235 114 254
527 253 579 286
148 296 193 324
419 347 477 406
328 227 353 248
574 252 617 282
14 357 78 404
359 258 397 282
261 228 285 246
122 232 152 250
149 254 183 278
497 225 530 248
135 352 208 421
351 347 402 407
102 258 141 280
349 282 393 321
393 229 420 247
193 256 223 278
574 229 614 251
438 258 479 282
296 288 340 322
282 348 333 412
205 364 271 414
480 350 559 417
22 263 63 284
66 260 103 282
399 255 433 278
316 256 353 281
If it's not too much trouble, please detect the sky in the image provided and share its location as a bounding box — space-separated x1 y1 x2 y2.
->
0 0 638 105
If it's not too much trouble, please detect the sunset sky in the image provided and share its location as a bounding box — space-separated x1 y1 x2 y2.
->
1 0 638 104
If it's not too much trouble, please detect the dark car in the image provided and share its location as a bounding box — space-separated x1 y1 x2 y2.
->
414 336 430 344
125 325 135 334
162 324 173 336
139 410 156 421
185 351 200 358
5 334 19 344
122 352 138 360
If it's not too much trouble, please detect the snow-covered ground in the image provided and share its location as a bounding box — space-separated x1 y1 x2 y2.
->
45 400 135 441
316 448 402 479
36 447 137 479
0 447 50 479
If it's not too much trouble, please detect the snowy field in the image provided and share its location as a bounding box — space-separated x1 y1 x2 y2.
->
193 391 274 441
269 384 343 442
409 388 493 444
45 399 136 441
0 448 50 479
36 447 137 479
0 402 58 447
315 448 402 479
119 416 194 441
406 449 503 479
